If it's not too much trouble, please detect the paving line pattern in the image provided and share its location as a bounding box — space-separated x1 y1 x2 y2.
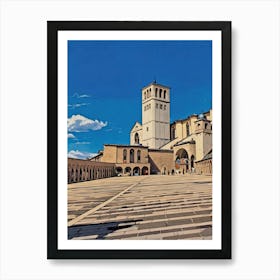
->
68 175 212 240
68 180 145 226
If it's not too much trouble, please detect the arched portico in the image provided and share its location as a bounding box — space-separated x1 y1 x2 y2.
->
142 166 149 175
133 166 140 176
68 159 116 183
124 167 131 175
175 148 189 173
116 166 123 175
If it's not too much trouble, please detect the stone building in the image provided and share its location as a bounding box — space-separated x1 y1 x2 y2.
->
160 110 212 174
92 144 150 176
133 82 171 149
129 81 213 175
68 81 212 182
91 144 174 176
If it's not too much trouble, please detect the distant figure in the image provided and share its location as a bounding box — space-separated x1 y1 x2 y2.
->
192 167 195 173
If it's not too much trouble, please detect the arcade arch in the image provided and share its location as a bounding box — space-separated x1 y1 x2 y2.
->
142 166 149 175
175 148 189 172
133 167 140 176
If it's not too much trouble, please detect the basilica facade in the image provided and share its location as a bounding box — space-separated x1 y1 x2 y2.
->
90 81 212 177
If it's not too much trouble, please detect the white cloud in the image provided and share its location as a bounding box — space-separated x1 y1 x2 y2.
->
68 150 97 160
72 92 90 98
76 142 90 145
68 114 107 132
68 103 90 109
68 133 75 139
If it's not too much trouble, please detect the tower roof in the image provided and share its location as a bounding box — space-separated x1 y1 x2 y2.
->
142 81 171 90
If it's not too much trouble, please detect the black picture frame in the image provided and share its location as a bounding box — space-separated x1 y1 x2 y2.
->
47 21 231 259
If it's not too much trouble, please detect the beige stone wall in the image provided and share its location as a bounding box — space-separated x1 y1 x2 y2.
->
101 145 118 163
100 145 149 166
189 115 199 136
115 146 149 164
68 158 115 183
194 132 212 161
170 111 211 143
194 119 212 134
160 137 179 149
161 123 198 150
195 159 212 175
148 149 174 174
176 115 198 139
174 121 183 139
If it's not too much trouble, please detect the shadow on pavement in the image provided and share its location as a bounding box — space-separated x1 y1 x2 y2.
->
68 219 142 240
193 181 212 184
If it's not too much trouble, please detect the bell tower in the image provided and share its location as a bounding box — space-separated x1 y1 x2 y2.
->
141 81 170 149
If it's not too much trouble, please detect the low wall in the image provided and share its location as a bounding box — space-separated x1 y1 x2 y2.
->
195 159 212 175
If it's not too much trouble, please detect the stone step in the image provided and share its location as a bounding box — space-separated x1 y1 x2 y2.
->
78 212 212 226
106 221 212 238
96 202 212 216
100 197 212 211
111 227 209 240
88 207 212 222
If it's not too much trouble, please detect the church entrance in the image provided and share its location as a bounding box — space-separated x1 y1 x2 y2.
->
175 148 189 173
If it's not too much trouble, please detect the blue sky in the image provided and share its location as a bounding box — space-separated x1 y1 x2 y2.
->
68 40 212 159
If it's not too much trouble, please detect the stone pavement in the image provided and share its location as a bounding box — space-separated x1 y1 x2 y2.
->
68 174 212 240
